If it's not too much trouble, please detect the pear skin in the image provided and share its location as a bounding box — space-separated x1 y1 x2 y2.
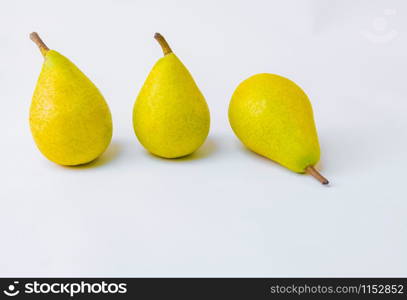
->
229 73 328 184
133 33 210 158
29 33 112 166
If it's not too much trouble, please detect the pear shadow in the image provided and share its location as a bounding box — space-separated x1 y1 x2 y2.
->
236 128 346 186
147 137 218 162
239 143 289 171
178 137 218 161
238 142 329 185
64 140 123 169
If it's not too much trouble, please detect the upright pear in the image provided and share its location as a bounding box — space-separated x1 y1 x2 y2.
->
133 33 210 158
229 73 329 184
29 33 112 166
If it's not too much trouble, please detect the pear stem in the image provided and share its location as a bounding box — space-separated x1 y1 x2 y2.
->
305 166 329 185
154 33 172 56
30 32 49 56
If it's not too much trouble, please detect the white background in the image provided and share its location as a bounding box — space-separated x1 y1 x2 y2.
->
1 0 406 277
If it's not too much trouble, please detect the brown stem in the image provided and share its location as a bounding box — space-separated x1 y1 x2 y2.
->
30 32 49 56
305 166 329 185
154 33 172 55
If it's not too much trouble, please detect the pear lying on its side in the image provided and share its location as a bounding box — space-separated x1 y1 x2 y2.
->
29 33 113 166
229 73 329 184
133 33 210 158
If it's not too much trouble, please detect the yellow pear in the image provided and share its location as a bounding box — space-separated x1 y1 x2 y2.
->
229 73 329 184
133 33 210 158
29 33 113 166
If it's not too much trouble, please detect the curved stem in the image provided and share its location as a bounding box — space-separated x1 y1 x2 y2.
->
30 32 49 56
305 166 329 185
154 33 172 56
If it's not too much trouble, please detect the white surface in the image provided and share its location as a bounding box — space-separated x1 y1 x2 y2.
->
1 0 406 277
